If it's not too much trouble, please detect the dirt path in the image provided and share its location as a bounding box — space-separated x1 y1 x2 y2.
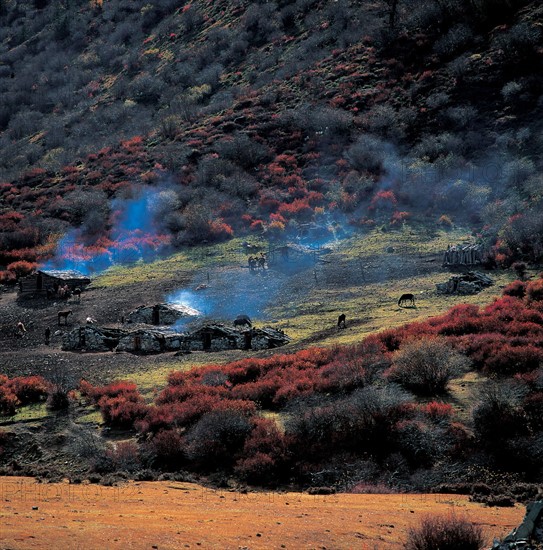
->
0 477 523 549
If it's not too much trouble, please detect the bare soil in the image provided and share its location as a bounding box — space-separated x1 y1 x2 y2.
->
0 477 523 549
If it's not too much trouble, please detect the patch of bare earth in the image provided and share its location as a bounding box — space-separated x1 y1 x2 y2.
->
0 477 523 549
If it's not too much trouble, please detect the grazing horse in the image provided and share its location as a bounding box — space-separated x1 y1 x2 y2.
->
398 293 416 308
58 310 73 325
234 314 252 328
337 314 346 329
72 287 82 302
16 321 27 338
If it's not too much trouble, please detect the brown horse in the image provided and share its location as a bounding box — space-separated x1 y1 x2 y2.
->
58 310 73 325
398 293 416 307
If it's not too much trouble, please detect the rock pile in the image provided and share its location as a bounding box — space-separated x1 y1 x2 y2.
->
436 271 493 295
492 500 543 549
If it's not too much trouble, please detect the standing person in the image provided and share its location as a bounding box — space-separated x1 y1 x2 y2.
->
45 327 51 345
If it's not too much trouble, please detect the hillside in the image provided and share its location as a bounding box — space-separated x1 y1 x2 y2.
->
1 2 543 547
0 0 542 283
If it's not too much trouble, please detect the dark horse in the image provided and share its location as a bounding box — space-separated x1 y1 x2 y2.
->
337 313 346 329
398 293 416 308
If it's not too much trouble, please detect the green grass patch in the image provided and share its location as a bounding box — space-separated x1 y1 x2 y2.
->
10 402 50 423
93 237 267 288
76 409 103 425
338 224 474 259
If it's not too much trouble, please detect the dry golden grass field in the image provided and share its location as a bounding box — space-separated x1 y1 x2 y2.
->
0 477 524 549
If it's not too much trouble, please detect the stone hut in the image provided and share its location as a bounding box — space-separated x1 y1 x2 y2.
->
126 303 199 325
185 324 244 351
117 329 169 354
249 327 290 350
62 326 127 352
183 324 290 351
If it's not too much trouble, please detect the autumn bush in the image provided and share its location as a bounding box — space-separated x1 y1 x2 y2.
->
405 514 485 550
7 376 50 405
385 338 469 395
235 417 289 484
0 375 50 414
79 380 147 429
184 409 252 469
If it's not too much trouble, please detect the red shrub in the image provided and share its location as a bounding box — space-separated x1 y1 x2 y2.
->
526 279 543 302
235 452 277 483
7 376 50 405
6 260 37 278
136 405 175 435
369 190 397 211
79 379 140 403
420 401 453 420
483 344 543 375
503 280 527 298
390 210 411 225
0 386 19 415
98 395 147 429
148 429 184 462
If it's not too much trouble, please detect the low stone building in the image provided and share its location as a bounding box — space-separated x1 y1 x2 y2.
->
117 329 168 354
186 324 244 351
61 323 290 354
184 324 290 352
126 303 199 325
62 326 127 352
248 327 291 350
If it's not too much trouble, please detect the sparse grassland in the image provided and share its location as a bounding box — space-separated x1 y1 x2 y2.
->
84 225 522 394
94 238 266 288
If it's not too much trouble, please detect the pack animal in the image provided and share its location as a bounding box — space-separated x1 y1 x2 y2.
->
58 310 73 325
398 293 416 307
72 287 82 302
